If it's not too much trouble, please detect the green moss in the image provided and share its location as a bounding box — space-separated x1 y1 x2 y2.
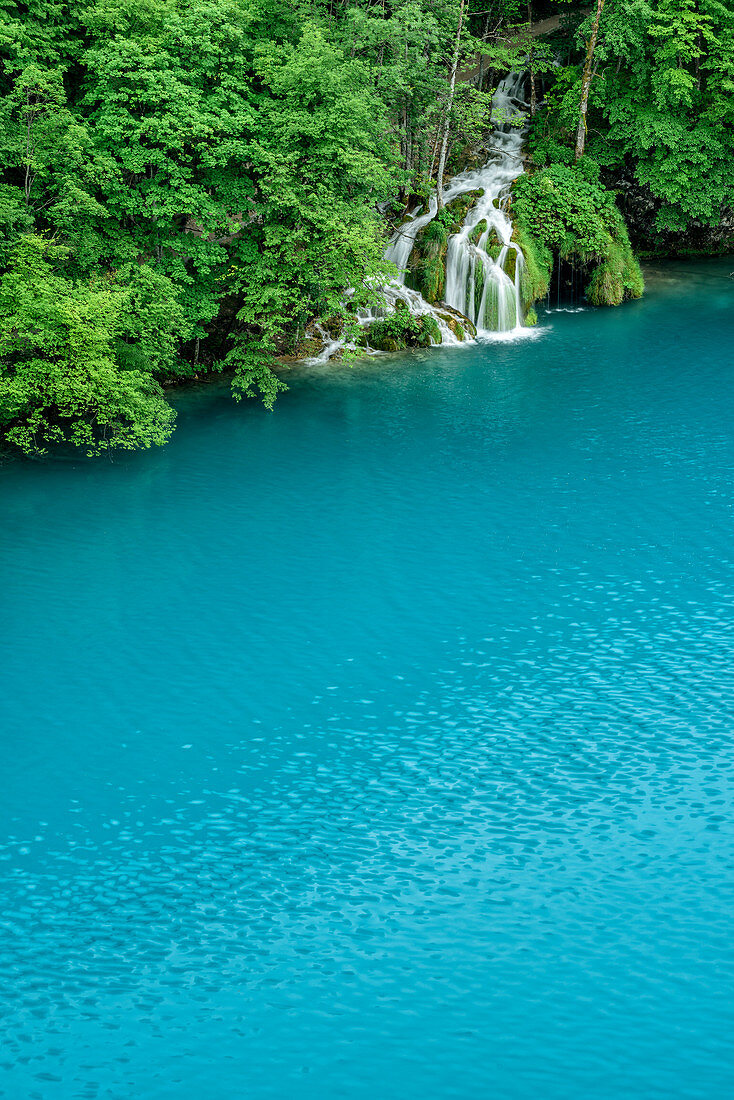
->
486 225 501 249
586 239 644 306
443 190 484 233
468 219 487 246
480 224 502 263
292 336 325 359
483 283 499 331
405 190 488 306
324 315 344 338
511 163 644 310
421 315 442 345
407 190 485 305
407 218 449 303
512 221 552 310
525 307 538 326
435 307 476 341
473 257 485 319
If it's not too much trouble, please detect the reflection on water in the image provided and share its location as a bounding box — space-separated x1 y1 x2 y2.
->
1 261 733 1099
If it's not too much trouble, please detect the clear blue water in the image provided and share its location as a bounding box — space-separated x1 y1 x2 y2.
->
2 261 734 1099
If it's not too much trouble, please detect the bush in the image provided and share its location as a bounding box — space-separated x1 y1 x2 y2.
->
363 303 442 351
0 237 175 455
512 164 643 307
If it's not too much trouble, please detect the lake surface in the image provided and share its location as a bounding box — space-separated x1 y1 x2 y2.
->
2 261 734 1099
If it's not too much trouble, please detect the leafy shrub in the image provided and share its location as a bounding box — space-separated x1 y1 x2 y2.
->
512 164 643 307
363 302 442 351
0 236 175 455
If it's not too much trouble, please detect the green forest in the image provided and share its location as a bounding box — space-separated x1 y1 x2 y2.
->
0 0 732 454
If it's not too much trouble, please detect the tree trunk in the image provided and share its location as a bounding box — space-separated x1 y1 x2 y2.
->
24 91 34 207
436 0 465 210
527 4 536 116
574 0 605 161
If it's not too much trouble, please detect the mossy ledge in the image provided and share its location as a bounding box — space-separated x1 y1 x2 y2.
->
406 190 484 304
359 299 476 353
510 162 644 309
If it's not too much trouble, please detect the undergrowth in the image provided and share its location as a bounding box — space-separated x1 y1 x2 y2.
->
362 301 442 351
512 160 644 307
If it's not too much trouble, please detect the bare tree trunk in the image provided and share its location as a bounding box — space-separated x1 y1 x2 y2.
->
479 12 491 91
436 0 465 210
527 4 537 116
574 0 605 161
406 104 413 175
375 43 384 86
24 91 34 206
428 124 441 181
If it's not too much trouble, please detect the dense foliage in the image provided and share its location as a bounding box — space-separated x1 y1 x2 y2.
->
0 1 731 453
513 160 644 306
362 302 443 352
0 0 523 452
529 0 734 236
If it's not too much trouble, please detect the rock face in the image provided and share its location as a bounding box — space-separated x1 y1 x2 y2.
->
609 170 734 255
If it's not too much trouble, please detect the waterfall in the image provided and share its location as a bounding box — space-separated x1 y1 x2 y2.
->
377 70 529 340
355 199 466 346
306 72 529 361
440 71 528 334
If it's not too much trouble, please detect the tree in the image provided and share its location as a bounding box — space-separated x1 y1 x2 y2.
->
0 236 175 454
574 0 605 161
436 0 466 209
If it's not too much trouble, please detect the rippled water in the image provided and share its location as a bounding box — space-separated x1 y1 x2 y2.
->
2 261 734 1099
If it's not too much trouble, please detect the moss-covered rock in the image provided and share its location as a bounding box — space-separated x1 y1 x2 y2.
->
468 219 487 246
291 335 325 360
512 221 553 310
473 256 485 319
407 218 449 303
435 305 476 341
363 308 443 352
443 190 484 231
406 190 485 304
323 315 344 339
586 240 645 305
482 286 500 331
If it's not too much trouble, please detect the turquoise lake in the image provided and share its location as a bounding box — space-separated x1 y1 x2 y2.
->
2 260 734 1099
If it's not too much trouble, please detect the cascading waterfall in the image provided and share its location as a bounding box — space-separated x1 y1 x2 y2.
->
441 71 528 334
310 72 528 361
374 70 529 341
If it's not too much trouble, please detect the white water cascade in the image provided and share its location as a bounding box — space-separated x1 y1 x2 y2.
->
375 70 529 341
308 72 528 361
442 71 528 334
